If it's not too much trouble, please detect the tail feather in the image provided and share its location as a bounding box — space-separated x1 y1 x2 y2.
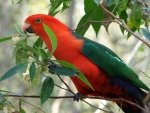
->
118 89 150 113
109 77 150 113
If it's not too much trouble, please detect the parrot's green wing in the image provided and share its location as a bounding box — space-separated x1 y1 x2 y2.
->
72 32 149 91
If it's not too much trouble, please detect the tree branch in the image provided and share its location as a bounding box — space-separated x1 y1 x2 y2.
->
4 94 147 112
17 98 45 113
99 4 150 48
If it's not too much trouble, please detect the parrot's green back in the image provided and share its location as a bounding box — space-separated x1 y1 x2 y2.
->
72 31 149 91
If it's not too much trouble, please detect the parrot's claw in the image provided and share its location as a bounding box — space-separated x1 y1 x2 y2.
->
47 60 61 74
74 92 84 101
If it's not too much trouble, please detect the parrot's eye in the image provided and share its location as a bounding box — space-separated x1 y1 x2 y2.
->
35 18 42 23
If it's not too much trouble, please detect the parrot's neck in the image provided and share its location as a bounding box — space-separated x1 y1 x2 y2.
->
39 23 84 62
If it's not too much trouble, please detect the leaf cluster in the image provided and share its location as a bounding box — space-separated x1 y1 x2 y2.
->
0 23 93 108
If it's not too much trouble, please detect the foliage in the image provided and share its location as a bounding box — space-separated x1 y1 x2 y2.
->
0 0 150 112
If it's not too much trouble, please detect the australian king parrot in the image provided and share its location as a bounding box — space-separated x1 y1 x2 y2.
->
23 14 150 113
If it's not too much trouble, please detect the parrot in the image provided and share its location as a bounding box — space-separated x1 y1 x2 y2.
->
23 14 150 113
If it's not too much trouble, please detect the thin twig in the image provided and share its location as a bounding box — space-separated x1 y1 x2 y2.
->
101 101 113 113
54 83 71 92
9 102 19 112
57 75 75 94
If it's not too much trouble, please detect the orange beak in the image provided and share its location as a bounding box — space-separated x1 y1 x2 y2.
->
23 23 34 33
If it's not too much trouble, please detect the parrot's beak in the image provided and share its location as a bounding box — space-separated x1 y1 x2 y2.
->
23 23 34 34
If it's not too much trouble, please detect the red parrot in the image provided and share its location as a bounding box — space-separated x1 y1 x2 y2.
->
23 14 150 113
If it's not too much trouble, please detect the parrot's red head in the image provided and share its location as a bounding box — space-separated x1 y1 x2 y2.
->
23 14 47 35
22 14 76 53
23 14 68 36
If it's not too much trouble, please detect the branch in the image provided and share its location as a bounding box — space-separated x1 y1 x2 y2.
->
4 94 147 112
57 75 75 94
15 98 46 113
99 4 150 48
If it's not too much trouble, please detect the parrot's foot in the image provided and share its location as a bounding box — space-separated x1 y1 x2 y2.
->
46 60 61 74
143 90 150 105
74 92 84 101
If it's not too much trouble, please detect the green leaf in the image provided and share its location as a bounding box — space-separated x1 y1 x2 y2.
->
14 45 29 75
48 0 71 15
0 93 4 104
49 67 77 76
31 75 40 84
12 0 22 5
141 28 150 41
0 37 12 42
14 24 22 35
15 48 29 66
130 2 142 28
48 1 62 16
76 9 95 36
40 76 54 104
84 0 97 13
19 101 26 113
76 6 103 36
138 44 145 52
119 10 128 23
113 0 119 4
62 0 71 12
43 23 57 58
119 10 128 34
91 7 103 36
29 62 36 82
18 49 40 63
33 38 43 49
117 0 128 11
12 45 20 62
33 38 43 59
0 62 28 81
39 49 49 60
15 44 41 56
93 0 101 5
54 60 94 90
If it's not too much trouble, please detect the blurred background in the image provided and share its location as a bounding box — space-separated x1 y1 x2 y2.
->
0 0 150 113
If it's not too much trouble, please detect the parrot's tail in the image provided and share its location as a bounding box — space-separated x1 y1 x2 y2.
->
117 89 150 113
